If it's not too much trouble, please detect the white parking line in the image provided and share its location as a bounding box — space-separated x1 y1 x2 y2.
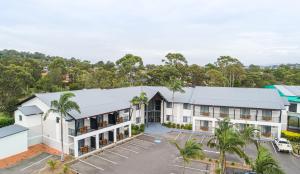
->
200 136 205 144
203 150 220 154
105 150 128 158
20 155 53 171
125 142 148 149
70 168 82 174
79 159 104 171
92 154 118 165
143 134 156 138
271 142 278 154
173 164 209 172
188 133 193 141
134 138 155 145
117 146 139 153
174 132 182 140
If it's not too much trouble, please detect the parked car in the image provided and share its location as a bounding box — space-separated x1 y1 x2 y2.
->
274 138 293 153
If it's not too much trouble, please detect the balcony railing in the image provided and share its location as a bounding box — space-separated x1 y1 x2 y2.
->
240 115 251 120
201 112 210 116
220 113 229 118
261 132 271 137
200 126 209 131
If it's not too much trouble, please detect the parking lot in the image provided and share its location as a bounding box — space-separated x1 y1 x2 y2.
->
70 133 210 174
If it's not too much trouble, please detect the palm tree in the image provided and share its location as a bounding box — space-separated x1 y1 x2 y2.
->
207 118 249 174
44 92 80 161
166 78 185 121
172 139 205 174
252 145 284 174
130 92 148 124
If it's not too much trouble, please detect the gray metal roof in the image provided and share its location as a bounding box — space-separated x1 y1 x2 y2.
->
274 85 300 96
18 105 43 116
0 124 28 139
34 86 286 120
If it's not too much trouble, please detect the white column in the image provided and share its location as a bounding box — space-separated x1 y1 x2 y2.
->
212 120 216 134
277 124 282 138
96 134 99 149
113 129 117 143
192 117 196 131
129 124 132 137
74 138 79 157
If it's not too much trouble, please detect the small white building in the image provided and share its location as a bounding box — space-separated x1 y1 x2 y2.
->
0 124 28 159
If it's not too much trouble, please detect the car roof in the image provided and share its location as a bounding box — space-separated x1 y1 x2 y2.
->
279 138 288 142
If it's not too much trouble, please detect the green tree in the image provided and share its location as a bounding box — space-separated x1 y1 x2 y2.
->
205 69 227 87
116 54 143 86
252 145 284 174
207 118 249 174
172 139 205 174
130 92 148 124
166 78 185 119
44 92 80 161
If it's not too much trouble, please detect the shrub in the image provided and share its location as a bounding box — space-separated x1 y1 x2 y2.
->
208 158 212 162
171 123 176 128
63 165 69 174
176 124 180 129
231 162 235 166
139 124 145 132
0 113 14 128
47 159 58 171
181 124 185 129
282 130 300 142
184 124 192 130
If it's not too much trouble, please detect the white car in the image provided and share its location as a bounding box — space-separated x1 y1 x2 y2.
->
274 138 293 153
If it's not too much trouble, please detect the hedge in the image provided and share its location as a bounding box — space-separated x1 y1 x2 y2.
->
281 130 300 142
131 124 145 135
162 122 192 130
0 116 14 128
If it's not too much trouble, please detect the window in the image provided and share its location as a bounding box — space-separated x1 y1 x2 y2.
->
56 117 60 123
240 108 251 119
289 103 297 112
220 107 229 117
166 115 173 121
183 116 191 123
262 109 272 117
262 109 272 121
136 117 141 124
136 105 140 110
19 115 22 121
200 106 209 114
183 103 191 110
166 102 172 108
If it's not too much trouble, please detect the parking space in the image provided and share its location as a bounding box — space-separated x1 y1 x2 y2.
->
0 153 59 174
70 133 210 174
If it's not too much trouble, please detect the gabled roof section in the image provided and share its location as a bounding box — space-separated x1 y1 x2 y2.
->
18 105 43 116
0 124 28 139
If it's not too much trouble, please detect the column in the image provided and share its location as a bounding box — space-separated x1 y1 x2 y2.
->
129 124 132 137
96 134 99 149
113 129 117 143
74 138 79 157
192 117 196 131
212 120 216 134
277 124 282 138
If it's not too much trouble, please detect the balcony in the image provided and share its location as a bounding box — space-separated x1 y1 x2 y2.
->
240 115 251 120
201 112 210 117
200 126 209 131
220 113 229 118
262 116 272 121
261 132 271 138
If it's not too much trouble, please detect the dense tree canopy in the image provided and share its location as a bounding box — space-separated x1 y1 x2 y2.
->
0 49 299 114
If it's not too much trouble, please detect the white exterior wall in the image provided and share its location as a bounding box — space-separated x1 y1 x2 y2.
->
14 97 70 154
0 131 28 159
131 105 145 125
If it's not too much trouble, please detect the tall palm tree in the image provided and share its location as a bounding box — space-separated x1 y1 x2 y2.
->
166 78 185 121
207 118 249 174
130 92 148 124
172 139 205 174
252 145 284 174
44 92 80 161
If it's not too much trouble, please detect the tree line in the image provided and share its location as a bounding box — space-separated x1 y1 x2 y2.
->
0 49 300 114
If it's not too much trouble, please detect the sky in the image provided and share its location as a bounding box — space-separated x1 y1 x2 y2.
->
1 0 300 65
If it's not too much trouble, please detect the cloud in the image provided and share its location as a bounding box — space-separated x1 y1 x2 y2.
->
0 0 300 65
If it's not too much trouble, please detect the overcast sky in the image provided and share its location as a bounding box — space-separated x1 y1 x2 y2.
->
1 0 300 65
